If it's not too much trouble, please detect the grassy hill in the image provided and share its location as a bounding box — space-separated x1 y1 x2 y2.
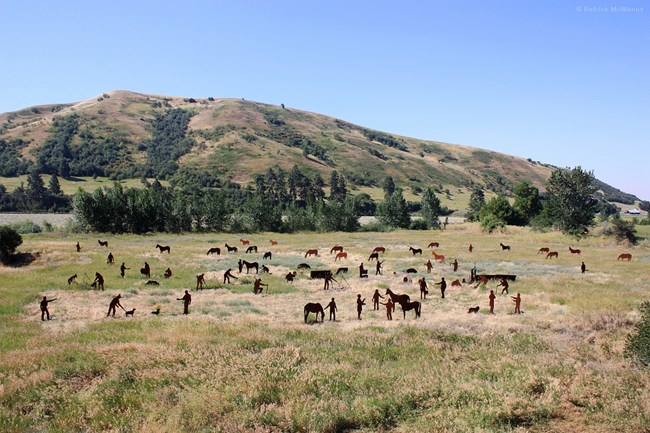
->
0 90 639 210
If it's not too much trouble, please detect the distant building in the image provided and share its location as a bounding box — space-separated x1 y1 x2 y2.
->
626 208 641 214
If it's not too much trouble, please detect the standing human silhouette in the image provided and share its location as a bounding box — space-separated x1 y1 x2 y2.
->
356 294 366 320
375 260 384 275
425 260 433 274
380 298 394 320
76 242 81 252
435 277 447 298
107 294 124 317
511 293 521 314
107 252 114 265
40 295 57 321
177 290 191 314
581 262 586 274
372 289 384 310
120 262 130 278
419 277 428 299
452 259 459 273
324 297 337 321
489 290 496 314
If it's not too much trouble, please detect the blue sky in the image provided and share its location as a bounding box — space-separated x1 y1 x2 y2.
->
1 0 648 199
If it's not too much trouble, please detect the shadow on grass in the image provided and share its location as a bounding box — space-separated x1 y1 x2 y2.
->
1 252 40 267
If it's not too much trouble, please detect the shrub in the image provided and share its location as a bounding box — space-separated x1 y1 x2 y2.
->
0 225 23 257
625 301 650 367
604 215 638 245
8 220 42 234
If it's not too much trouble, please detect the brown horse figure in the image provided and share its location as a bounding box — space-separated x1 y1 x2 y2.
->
368 252 379 261
304 302 325 323
569 247 581 255
263 251 272 260
399 300 421 319
156 244 171 254
617 253 632 261
451 279 462 287
239 259 259 274
538 247 550 254
432 251 446 263
385 288 410 312
270 240 278 246
225 243 238 252
500 243 511 251
373 247 386 254
546 251 559 259
428 242 439 248
330 245 344 254
207 247 221 255
305 249 318 258
409 247 422 256
240 239 250 246
98 239 108 247
246 245 258 254
335 252 347 261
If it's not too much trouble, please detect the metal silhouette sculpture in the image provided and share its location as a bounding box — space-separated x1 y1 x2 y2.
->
40 296 57 321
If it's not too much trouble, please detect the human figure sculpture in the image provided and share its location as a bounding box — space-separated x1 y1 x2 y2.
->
253 278 267 294
120 263 130 278
581 262 586 274
497 277 509 295
511 293 521 314
418 277 428 299
372 289 384 310
224 268 237 284
452 259 459 273
177 290 191 314
489 290 496 314
380 298 394 320
40 296 57 321
324 298 337 321
196 274 205 290
435 277 446 298
356 294 366 320
164 268 172 279
107 252 114 265
93 272 105 291
107 294 124 317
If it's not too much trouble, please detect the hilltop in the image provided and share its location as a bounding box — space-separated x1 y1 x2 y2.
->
0 90 638 207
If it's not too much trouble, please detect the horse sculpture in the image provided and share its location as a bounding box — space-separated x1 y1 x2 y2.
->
368 252 379 261
305 249 318 258
538 247 550 254
225 243 238 253
297 263 311 270
385 288 410 312
432 251 446 263
240 239 250 246
399 300 421 319
409 247 422 256
246 246 258 254
270 240 278 246
569 247 581 255
238 259 259 274
428 242 439 248
546 251 559 259
330 246 344 254
98 239 108 247
617 253 632 261
373 247 386 254
263 251 272 260
335 252 347 261
304 302 324 323
156 244 171 254
451 279 462 287
207 247 221 255
500 243 511 251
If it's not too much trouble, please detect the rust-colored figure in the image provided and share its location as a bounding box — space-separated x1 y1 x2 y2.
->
40 296 57 321
488 290 496 314
164 268 172 279
107 294 124 317
76 242 80 252
177 290 191 314
196 274 205 290
372 289 384 310
474 275 489 289
107 252 114 265
93 272 105 291
253 277 267 294
324 297 337 321
376 260 383 275
120 263 129 278
359 263 368 278
452 259 459 273
435 277 446 299
356 294 366 320
224 269 237 284
497 277 509 295
581 262 586 274
418 277 428 299
380 298 394 320
511 293 521 314
468 244 473 253
426 260 433 274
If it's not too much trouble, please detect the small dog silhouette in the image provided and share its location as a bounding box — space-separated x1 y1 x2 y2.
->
125 308 136 317
467 306 480 314
151 308 161 315
67 274 78 284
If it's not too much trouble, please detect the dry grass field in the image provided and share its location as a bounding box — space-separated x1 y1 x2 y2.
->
1 224 649 432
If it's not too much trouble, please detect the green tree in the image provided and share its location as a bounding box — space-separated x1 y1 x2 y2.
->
48 174 63 196
26 169 47 210
513 182 540 224
377 188 411 228
420 188 442 229
466 188 485 222
0 225 23 258
604 214 638 245
546 167 598 238
329 170 347 202
353 193 377 216
383 176 396 198
479 195 516 232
